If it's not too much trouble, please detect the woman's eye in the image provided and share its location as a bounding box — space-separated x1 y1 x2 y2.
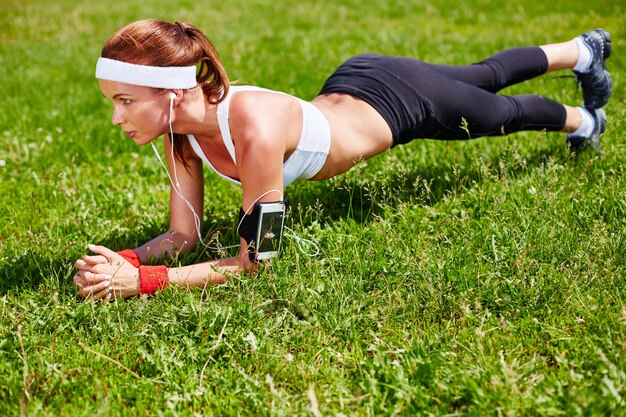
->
121 98 132 105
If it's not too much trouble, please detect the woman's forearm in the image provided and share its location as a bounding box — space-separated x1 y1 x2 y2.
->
167 255 249 288
134 230 198 263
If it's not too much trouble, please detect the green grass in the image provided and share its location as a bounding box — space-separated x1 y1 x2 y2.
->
1 0 625 415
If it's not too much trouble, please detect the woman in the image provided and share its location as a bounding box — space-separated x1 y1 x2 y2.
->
74 20 611 299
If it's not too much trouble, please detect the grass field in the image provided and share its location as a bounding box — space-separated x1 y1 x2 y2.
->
1 0 625 415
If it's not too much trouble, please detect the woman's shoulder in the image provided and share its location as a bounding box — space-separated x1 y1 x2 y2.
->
228 85 294 101
228 87 301 150
229 86 300 121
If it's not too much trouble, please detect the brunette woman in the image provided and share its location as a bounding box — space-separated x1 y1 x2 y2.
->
74 20 611 299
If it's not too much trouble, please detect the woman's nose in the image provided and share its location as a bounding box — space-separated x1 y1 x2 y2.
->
111 107 125 125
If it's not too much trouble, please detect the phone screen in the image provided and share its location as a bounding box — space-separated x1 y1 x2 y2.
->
257 210 284 254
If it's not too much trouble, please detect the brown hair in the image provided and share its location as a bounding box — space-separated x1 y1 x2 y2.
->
102 19 229 166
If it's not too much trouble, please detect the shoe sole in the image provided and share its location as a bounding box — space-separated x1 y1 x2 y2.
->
596 29 612 60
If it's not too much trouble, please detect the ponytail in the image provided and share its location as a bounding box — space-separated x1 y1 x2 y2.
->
172 21 229 104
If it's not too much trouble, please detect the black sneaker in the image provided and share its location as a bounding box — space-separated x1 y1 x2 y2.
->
574 29 612 109
567 108 606 153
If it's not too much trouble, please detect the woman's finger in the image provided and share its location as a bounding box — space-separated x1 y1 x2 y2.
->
92 286 113 301
75 259 98 272
82 255 109 266
91 262 124 275
79 278 111 298
77 270 112 285
75 258 87 270
73 273 84 287
88 244 119 260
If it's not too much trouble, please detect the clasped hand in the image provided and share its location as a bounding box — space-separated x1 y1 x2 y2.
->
74 244 139 300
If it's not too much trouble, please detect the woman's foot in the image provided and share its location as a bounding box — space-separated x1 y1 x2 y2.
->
574 29 612 109
567 107 606 153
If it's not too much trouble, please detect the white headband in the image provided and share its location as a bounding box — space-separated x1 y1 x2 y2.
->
95 57 197 89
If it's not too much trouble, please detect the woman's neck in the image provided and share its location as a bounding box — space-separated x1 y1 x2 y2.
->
172 89 221 139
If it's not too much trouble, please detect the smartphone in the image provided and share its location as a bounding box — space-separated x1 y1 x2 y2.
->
254 201 286 260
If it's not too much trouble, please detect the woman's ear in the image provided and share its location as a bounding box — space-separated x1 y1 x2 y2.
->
168 89 183 104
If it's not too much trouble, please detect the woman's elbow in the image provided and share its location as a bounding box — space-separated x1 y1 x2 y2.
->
168 230 198 253
236 250 268 272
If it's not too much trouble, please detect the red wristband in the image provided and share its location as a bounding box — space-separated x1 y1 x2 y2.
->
117 249 141 268
138 265 170 295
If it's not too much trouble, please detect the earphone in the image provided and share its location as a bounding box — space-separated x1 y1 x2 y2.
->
169 92 177 102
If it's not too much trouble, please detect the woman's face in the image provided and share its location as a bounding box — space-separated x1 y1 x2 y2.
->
99 79 170 145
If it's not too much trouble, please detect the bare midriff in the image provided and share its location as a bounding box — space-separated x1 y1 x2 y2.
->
310 93 393 180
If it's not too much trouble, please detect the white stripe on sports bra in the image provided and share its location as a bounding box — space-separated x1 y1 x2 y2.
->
187 85 331 187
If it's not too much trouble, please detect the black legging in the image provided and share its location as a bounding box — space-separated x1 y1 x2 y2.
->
320 47 567 145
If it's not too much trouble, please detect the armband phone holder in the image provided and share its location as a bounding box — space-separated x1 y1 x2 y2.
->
238 200 288 262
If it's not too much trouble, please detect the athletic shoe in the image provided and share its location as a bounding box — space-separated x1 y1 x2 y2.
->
574 29 612 109
567 108 606 153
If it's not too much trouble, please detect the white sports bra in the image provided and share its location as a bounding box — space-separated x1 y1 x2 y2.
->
187 86 331 187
